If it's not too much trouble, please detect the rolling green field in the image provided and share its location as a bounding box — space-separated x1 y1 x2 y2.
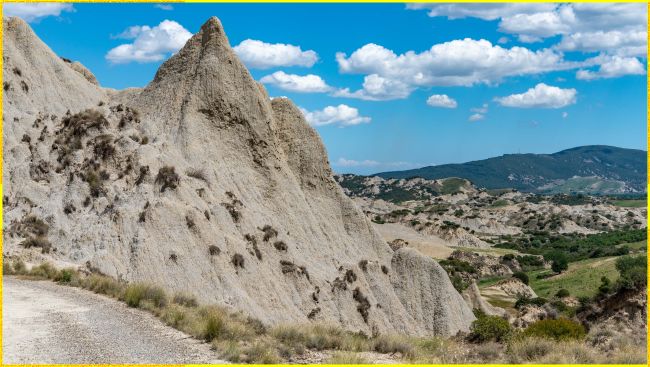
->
620 240 647 251
611 199 647 208
527 256 621 298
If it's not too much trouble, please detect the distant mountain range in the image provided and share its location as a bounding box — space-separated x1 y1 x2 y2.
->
376 146 647 194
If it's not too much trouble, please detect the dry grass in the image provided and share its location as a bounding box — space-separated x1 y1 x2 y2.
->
5 259 646 364
122 283 167 308
326 352 369 364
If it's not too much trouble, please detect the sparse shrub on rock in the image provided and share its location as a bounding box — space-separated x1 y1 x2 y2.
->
261 225 278 241
155 166 180 192
273 240 287 251
358 260 368 272
232 253 245 269
352 287 371 323
20 236 52 253
344 269 357 283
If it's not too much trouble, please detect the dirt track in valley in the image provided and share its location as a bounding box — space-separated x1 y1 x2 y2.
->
2 277 227 364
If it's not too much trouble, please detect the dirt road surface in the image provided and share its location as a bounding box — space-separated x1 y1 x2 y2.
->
2 277 227 364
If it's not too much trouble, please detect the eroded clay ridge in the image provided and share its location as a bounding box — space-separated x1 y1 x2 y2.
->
2 16 475 336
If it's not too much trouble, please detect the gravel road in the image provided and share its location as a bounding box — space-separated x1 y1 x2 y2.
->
3 277 228 364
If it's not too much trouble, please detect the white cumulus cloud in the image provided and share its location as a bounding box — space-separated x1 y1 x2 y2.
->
576 56 646 80
468 113 485 122
333 74 413 101
495 83 577 109
233 39 318 69
106 20 192 64
408 3 647 57
154 4 173 11
336 40 566 87
334 40 567 100
4 3 74 22
426 94 457 108
471 103 489 114
557 30 647 56
300 105 371 127
260 71 331 93
407 3 555 21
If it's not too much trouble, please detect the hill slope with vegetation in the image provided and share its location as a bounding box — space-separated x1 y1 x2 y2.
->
376 145 646 194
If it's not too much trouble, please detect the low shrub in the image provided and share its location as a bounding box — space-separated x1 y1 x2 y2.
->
232 253 245 268
155 166 180 192
555 288 570 298
615 255 646 291
79 274 125 298
28 262 59 279
515 296 547 309
261 225 278 242
507 337 554 362
522 318 586 341
273 241 287 251
358 260 368 272
208 245 221 256
373 334 415 358
55 268 76 283
20 236 52 254
512 271 529 285
239 340 281 364
13 259 27 274
352 287 371 323
326 352 368 364
122 283 167 308
173 293 198 308
3 260 14 275
469 314 512 343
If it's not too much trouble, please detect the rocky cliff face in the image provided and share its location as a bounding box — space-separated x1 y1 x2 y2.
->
2 16 474 336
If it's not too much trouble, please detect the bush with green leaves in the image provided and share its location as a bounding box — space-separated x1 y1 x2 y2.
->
502 253 515 261
522 318 585 341
555 288 570 298
551 258 568 273
515 296 547 309
614 255 646 291
469 313 512 343
512 271 529 285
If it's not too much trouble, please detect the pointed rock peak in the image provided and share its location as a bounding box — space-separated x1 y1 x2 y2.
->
200 16 225 35
4 16 29 31
146 16 235 86
196 16 232 53
4 16 39 42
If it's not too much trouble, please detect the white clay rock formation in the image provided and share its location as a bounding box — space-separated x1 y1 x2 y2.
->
2 16 475 336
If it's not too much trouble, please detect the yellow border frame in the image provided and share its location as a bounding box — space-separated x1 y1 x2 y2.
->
0 1 647 366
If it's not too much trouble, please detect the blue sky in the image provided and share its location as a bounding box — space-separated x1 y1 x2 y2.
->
5 3 648 174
